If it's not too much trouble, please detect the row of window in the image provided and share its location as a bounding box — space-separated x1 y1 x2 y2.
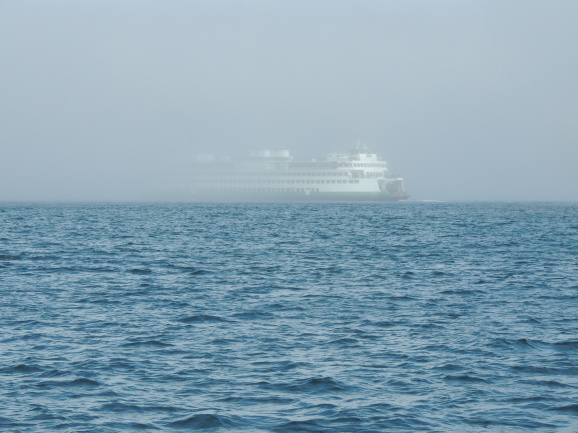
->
196 171 350 177
290 163 335 169
288 162 387 169
189 179 361 185
338 163 386 168
193 187 322 193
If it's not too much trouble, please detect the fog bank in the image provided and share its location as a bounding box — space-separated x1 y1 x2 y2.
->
1 1 577 201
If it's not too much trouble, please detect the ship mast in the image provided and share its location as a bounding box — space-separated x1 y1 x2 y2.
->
353 139 368 154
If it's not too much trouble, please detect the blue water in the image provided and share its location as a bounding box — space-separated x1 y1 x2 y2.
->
1 202 577 432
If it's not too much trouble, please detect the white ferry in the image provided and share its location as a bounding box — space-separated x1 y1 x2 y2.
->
162 142 408 201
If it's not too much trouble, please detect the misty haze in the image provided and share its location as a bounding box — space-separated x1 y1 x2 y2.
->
1 1 577 202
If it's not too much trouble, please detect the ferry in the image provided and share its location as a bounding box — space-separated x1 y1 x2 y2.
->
161 141 408 201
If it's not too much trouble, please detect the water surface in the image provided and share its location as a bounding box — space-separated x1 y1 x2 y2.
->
1 202 577 431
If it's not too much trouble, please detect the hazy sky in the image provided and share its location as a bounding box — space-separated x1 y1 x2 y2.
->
1 0 577 201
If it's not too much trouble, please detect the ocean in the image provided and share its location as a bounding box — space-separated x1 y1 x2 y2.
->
1 202 577 432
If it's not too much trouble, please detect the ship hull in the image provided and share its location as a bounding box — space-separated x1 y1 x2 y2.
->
160 189 408 202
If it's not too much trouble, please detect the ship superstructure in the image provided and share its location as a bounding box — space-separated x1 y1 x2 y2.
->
162 142 408 201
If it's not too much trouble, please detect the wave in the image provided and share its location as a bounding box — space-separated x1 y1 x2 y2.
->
177 314 230 323
261 377 351 394
169 413 240 429
36 378 101 388
121 340 173 347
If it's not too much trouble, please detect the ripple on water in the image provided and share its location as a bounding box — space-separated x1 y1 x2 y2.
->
1 203 577 432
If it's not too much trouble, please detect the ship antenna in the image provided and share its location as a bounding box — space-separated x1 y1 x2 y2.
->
353 138 367 153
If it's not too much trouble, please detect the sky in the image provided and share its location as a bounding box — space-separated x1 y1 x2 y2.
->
1 0 577 201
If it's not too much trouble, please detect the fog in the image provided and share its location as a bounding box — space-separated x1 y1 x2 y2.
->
1 1 577 202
